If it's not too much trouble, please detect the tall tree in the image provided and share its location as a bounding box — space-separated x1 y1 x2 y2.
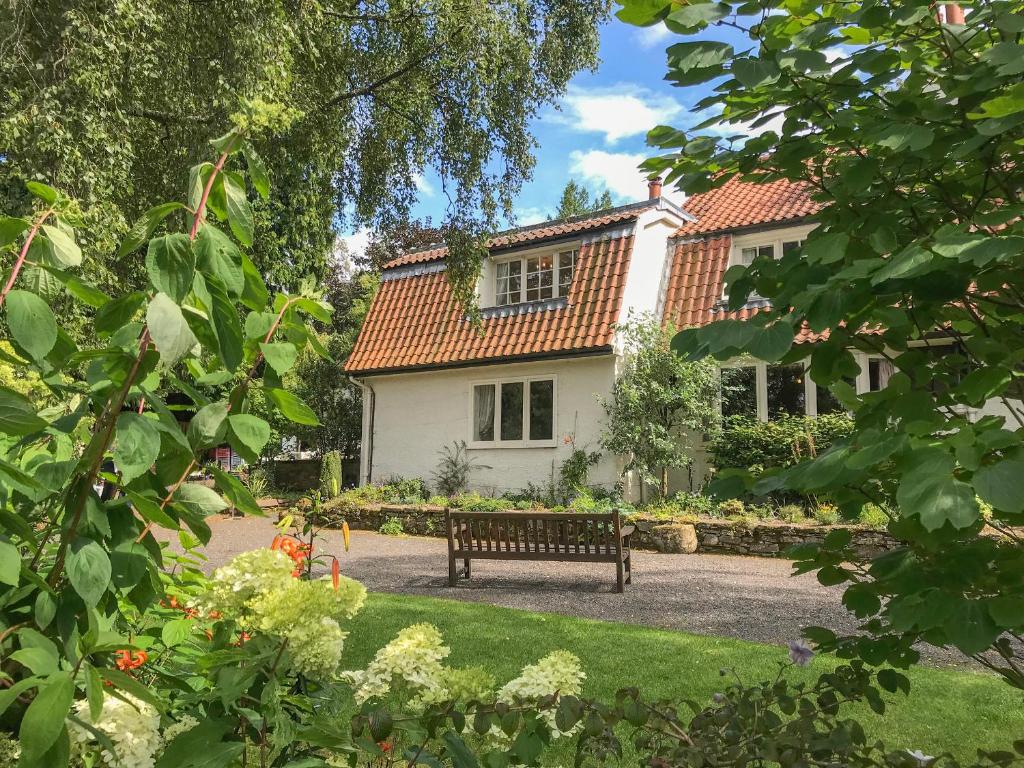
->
555 180 615 218
0 0 611 316
618 0 1024 685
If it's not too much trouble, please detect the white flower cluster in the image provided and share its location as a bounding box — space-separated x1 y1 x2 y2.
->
198 548 296 617
69 694 162 768
161 714 200 745
497 651 586 738
194 548 367 679
342 623 451 704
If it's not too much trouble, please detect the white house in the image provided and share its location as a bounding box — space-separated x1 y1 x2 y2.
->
344 176 1008 498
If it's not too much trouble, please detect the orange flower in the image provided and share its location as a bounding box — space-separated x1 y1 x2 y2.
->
207 610 222 620
115 649 148 671
378 742 392 753
204 629 214 641
342 521 351 552
331 558 340 590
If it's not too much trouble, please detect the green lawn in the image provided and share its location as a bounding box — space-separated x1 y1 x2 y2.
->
344 592 1024 762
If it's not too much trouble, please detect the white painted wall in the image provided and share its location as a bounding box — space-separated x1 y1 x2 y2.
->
357 355 621 496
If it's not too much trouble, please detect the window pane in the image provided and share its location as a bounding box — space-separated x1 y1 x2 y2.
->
759 244 774 259
525 255 554 301
500 382 524 440
557 251 576 298
816 385 845 414
868 358 894 392
767 364 806 418
782 240 802 255
473 385 495 441
529 380 554 441
495 261 521 306
740 247 757 265
721 367 757 418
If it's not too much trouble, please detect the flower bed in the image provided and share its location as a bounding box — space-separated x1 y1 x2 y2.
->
306 501 901 560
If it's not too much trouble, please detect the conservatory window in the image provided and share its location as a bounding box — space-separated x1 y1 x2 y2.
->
721 366 758 418
767 364 807 418
470 376 556 447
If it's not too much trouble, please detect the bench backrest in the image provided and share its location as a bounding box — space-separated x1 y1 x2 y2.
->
446 510 622 558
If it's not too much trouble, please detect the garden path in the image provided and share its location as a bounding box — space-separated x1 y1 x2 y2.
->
159 515 968 667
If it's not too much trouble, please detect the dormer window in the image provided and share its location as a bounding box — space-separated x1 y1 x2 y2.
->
724 225 815 301
494 248 577 306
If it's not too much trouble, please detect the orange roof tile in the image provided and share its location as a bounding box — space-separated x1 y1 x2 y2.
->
345 230 636 374
674 175 821 237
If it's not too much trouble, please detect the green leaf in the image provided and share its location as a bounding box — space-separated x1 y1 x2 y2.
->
803 233 849 265
84 664 104 722
666 1 730 31
188 402 229 451
443 731 479 768
210 466 262 516
897 458 979 531
733 58 780 88
0 538 20 586
118 202 186 257
26 181 57 204
147 293 199 366
67 538 111 607
243 144 270 199
146 234 195 303
0 216 30 247
227 414 271 463
260 342 298 375
240 255 269 311
11 629 59 675
0 386 47 435
195 225 244 297
161 618 194 648
295 297 332 324
114 413 161 484
95 291 145 333
6 289 57 359
747 322 794 362
41 225 81 267
876 124 935 151
174 483 229 517
126 491 179 530
946 600 1001 655
223 171 254 246
18 671 73 764
871 246 934 284
265 387 320 426
96 667 165 711
194 274 244 371
973 457 1024 514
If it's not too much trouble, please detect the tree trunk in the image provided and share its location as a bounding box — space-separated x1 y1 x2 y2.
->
660 466 669 499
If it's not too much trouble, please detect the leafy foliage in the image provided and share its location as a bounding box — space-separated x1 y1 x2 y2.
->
710 414 854 473
601 315 721 498
320 450 344 498
433 440 490 497
555 180 615 219
618 0 1024 685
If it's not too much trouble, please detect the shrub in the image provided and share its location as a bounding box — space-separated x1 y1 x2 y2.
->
559 433 601 500
433 440 488 496
813 503 841 526
379 517 405 536
319 450 343 498
450 492 516 513
716 498 746 517
858 503 891 529
244 466 272 501
779 503 808 524
710 414 855 472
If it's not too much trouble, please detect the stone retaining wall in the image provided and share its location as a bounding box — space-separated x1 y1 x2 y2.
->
312 503 900 560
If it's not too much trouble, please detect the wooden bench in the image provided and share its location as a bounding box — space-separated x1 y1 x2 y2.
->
445 509 635 592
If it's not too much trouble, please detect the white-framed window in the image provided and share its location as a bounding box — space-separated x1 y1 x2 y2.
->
470 376 557 447
724 226 815 300
493 248 577 306
719 359 850 422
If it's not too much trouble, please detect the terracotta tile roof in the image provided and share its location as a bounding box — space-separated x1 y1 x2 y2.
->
382 200 663 269
674 175 821 237
345 231 635 373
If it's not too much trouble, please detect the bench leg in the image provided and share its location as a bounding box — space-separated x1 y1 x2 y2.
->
448 559 457 587
464 559 471 579
625 553 632 585
616 560 625 593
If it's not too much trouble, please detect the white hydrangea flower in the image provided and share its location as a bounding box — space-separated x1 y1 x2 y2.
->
160 714 199 746
497 651 586 738
249 575 367 678
197 548 296 619
342 623 450 704
68 693 162 768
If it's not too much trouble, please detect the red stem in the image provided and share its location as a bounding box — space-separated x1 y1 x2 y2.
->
190 152 231 240
0 208 53 308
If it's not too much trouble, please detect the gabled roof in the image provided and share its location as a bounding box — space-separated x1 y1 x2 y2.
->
662 176 823 342
345 216 644 374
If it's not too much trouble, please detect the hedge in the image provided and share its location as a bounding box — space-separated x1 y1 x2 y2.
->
709 414 854 472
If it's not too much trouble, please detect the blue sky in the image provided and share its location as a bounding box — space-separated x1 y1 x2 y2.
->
343 17 750 256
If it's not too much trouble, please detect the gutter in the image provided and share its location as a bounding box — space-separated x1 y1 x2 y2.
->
347 374 375 485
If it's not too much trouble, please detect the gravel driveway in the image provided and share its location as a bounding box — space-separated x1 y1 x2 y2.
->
159 515 965 666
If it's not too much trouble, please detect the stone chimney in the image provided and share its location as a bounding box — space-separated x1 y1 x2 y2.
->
648 176 663 200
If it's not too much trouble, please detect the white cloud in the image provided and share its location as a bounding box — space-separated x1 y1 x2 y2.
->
569 149 649 202
633 24 672 50
556 84 682 144
513 206 550 226
414 173 435 197
338 227 370 268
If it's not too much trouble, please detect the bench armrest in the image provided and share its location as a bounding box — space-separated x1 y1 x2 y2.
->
619 524 635 539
